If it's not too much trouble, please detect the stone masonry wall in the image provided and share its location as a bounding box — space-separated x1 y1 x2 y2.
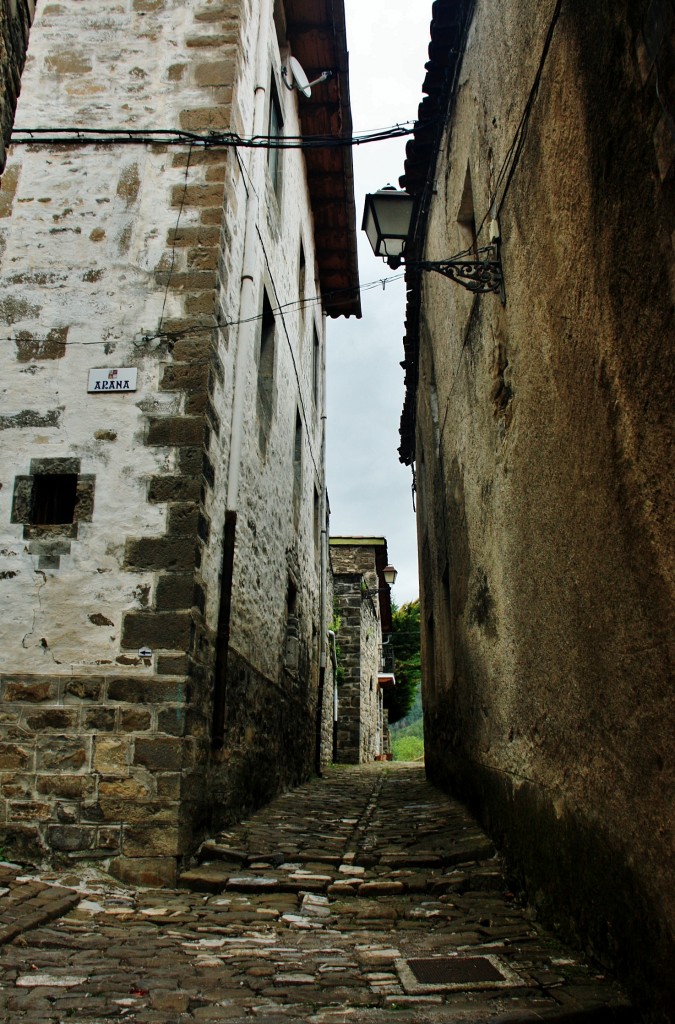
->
415 0 674 1012
0 0 331 877
332 566 382 765
0 0 245 882
0 0 34 174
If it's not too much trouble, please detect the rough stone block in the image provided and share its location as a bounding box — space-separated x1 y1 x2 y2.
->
119 708 152 731
0 824 46 862
160 363 209 392
93 736 131 774
157 707 186 736
0 743 32 770
179 104 232 131
185 291 217 315
99 797 176 825
7 800 51 822
107 677 186 704
146 415 204 447
64 678 103 701
156 774 181 800
121 610 192 651
156 654 190 676
36 737 88 772
109 855 178 887
148 475 201 503
134 737 182 771
3 679 57 703
155 572 195 610
24 709 78 731
185 390 209 414
167 225 220 247
47 825 94 852
124 536 196 571
82 708 116 731
122 824 185 858
187 246 219 271
194 59 236 87
36 775 94 799
199 206 225 225
166 505 200 537
97 826 122 851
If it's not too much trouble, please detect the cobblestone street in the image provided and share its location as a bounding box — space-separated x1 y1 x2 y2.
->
0 763 635 1023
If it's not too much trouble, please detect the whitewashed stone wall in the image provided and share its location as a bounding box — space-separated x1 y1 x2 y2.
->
0 0 330 881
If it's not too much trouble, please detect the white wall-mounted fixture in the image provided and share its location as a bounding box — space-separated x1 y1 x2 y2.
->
281 57 333 99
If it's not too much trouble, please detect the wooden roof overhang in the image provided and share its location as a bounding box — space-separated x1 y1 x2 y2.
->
397 0 474 464
286 0 361 318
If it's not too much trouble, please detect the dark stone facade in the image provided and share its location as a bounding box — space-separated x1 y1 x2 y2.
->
403 0 674 1016
0 0 34 173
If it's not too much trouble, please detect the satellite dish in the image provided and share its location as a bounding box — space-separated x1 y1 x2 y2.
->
281 57 333 99
289 56 312 99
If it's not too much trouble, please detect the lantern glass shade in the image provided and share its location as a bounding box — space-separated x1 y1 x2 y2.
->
383 564 398 586
362 188 414 261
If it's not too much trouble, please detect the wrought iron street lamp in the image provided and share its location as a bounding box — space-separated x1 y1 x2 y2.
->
363 564 398 598
383 564 398 586
362 185 504 298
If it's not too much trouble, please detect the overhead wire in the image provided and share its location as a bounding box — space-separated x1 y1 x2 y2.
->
0 272 406 352
10 121 432 151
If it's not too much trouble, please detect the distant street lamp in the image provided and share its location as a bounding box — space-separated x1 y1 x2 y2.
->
363 564 398 598
383 564 398 587
362 185 504 298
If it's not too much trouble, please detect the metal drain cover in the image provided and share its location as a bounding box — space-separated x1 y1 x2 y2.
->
396 954 523 993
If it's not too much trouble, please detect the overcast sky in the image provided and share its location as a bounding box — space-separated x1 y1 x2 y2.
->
325 1 431 606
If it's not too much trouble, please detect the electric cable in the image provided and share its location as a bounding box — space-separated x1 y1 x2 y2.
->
10 121 433 151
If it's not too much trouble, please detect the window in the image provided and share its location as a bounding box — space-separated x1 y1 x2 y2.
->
31 474 78 525
298 239 306 325
267 79 283 198
313 485 320 559
10 458 95 569
292 410 302 527
257 291 276 450
312 325 321 408
457 163 478 257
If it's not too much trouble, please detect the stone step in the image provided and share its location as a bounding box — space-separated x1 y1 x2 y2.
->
179 861 506 899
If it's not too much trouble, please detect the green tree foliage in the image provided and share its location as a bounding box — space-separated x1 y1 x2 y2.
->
384 599 421 725
391 717 424 761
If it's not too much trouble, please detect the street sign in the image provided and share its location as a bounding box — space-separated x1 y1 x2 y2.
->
88 368 138 393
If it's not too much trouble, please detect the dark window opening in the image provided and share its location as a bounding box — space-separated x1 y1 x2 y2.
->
268 80 283 197
298 240 306 321
313 485 320 558
293 410 302 525
312 325 320 407
287 577 298 618
457 163 478 257
257 291 276 447
31 474 78 525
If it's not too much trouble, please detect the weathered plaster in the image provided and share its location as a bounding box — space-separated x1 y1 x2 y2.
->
411 0 674 1013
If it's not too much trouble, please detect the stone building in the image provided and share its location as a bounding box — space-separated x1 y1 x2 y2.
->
0 0 33 174
330 538 395 763
397 0 674 1014
0 0 360 885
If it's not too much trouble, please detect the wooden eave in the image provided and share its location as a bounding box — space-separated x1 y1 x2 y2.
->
397 0 474 464
286 0 361 318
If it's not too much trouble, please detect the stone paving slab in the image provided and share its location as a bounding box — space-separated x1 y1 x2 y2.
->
0 764 639 1023
0 864 80 945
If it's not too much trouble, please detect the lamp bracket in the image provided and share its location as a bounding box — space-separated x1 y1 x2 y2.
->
403 244 505 301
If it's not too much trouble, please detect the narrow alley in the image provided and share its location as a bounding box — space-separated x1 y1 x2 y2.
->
0 763 634 1023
